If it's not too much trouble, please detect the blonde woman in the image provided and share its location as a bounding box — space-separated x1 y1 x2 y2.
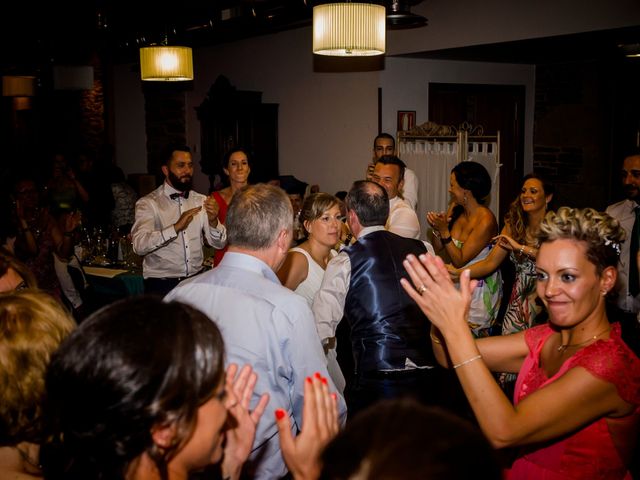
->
403 207 640 479
278 193 344 391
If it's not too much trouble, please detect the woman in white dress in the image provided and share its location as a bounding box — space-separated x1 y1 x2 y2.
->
277 192 345 391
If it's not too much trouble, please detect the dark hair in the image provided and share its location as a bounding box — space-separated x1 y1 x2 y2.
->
451 161 492 204
373 132 395 149
345 181 389 227
163 144 191 166
504 173 555 244
375 155 406 181
0 247 37 290
320 399 501 480
42 296 225 480
227 183 293 249
222 147 251 170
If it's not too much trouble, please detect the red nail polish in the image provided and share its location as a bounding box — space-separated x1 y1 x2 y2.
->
306 376 312 383
314 372 322 379
331 393 337 400
275 409 285 420
321 377 328 385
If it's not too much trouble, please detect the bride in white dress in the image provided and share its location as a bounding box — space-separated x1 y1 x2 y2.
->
277 193 345 391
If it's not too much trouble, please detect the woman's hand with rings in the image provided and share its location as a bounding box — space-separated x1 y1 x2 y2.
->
400 253 477 334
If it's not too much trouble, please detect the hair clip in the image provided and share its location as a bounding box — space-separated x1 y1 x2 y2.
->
604 238 621 255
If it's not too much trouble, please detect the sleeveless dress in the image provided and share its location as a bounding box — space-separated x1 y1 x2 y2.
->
502 251 542 335
507 322 640 479
211 191 229 266
453 239 503 337
290 247 345 393
500 252 544 389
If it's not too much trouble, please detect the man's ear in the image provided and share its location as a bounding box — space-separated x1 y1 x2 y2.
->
151 422 177 449
276 228 291 252
161 165 169 179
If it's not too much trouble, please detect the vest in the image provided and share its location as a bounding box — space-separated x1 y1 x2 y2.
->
344 230 434 373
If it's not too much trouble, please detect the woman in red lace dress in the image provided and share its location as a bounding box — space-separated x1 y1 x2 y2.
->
210 147 251 266
402 207 640 479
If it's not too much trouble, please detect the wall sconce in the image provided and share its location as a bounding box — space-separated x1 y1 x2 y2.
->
2 75 36 97
313 2 386 56
139 45 194 81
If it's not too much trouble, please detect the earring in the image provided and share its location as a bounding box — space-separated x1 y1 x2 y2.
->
601 289 608 296
463 193 467 205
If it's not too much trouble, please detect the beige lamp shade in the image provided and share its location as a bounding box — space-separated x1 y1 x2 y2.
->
2 76 36 96
313 2 385 56
139 46 194 81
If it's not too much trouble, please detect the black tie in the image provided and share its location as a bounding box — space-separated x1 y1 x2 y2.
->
170 191 190 200
629 206 640 296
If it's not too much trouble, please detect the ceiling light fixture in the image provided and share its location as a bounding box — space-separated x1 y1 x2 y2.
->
313 2 386 57
140 44 193 81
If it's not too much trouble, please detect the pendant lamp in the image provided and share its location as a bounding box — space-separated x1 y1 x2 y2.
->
313 2 386 56
140 45 193 81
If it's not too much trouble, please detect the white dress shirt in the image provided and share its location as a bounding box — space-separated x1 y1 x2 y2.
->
606 198 639 313
312 225 434 341
131 182 226 279
387 196 421 239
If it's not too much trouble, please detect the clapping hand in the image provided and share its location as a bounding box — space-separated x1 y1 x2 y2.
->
174 206 202 232
221 364 270 480
276 373 340 480
204 196 220 227
401 254 477 336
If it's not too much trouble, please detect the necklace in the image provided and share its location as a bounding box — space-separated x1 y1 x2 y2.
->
557 327 610 352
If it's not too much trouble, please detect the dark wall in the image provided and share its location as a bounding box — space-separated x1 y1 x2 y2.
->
533 58 639 210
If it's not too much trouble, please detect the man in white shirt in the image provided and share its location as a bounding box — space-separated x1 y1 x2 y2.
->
131 145 226 295
368 133 418 210
606 152 640 314
371 155 421 239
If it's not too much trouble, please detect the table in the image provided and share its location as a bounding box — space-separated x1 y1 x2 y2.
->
83 266 144 298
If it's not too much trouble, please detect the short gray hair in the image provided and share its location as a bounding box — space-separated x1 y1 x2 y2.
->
227 184 293 250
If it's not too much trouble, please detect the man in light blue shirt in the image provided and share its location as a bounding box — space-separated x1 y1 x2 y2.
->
165 183 346 479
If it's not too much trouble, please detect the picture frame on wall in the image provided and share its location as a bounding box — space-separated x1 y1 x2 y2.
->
397 111 416 132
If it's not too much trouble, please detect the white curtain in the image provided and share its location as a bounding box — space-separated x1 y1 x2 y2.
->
467 141 501 221
399 140 459 239
399 138 500 239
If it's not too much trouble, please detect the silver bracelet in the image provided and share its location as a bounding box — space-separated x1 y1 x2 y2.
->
453 354 482 369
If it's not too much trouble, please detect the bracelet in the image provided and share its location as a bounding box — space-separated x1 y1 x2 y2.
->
430 333 442 345
441 236 452 245
453 354 482 369
519 245 525 255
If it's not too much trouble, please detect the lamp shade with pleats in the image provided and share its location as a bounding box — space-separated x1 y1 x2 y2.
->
2 76 36 96
313 2 385 56
139 46 193 81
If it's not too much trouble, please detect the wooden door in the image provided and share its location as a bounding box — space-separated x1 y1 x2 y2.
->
429 83 525 223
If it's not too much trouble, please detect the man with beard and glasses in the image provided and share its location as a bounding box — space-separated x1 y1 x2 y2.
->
132 144 226 295
607 151 640 317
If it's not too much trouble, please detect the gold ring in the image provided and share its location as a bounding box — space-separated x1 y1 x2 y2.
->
418 285 427 295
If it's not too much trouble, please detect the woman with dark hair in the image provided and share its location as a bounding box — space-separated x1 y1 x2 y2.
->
426 161 502 337
209 147 251 266
42 296 269 480
449 174 554 391
450 174 554 333
403 207 640 479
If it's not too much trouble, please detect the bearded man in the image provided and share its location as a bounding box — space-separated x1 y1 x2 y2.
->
132 144 226 295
